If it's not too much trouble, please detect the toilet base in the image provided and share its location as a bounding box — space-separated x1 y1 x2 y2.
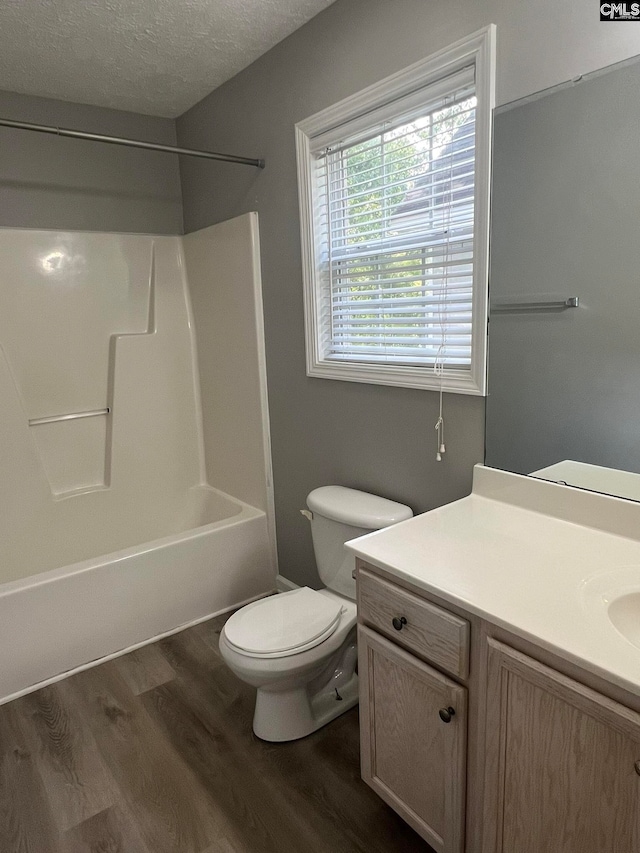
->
252 672 359 742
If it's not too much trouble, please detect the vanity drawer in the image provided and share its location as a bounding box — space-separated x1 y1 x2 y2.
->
357 568 470 679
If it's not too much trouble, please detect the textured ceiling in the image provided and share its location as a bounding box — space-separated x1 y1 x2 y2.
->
0 0 336 117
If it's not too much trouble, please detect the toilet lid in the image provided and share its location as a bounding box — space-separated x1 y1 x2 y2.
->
223 588 344 657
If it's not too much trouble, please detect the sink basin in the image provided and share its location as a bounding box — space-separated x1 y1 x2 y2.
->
608 592 640 649
580 567 640 650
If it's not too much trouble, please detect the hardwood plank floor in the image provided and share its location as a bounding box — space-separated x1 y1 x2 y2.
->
0 611 432 852
0 700 60 853
19 683 120 834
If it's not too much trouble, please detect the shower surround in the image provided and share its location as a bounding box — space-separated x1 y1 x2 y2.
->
0 213 276 703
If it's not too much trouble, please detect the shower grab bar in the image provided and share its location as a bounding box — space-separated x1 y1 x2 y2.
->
28 408 110 426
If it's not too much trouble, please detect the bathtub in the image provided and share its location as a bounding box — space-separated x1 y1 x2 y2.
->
0 486 275 704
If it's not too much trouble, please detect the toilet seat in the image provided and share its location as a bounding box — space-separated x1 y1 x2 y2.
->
223 588 344 659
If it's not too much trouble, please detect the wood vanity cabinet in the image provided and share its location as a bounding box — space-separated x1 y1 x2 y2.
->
482 639 640 853
356 561 640 853
357 567 470 853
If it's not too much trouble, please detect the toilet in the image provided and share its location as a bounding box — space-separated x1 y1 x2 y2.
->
219 485 412 742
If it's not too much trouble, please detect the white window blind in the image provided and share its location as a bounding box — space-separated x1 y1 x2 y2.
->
313 73 476 371
296 26 494 394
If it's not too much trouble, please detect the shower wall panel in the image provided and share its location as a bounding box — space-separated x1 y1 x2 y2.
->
0 228 203 582
183 214 274 520
182 213 276 565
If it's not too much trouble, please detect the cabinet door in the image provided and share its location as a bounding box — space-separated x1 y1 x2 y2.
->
483 639 640 853
358 625 467 853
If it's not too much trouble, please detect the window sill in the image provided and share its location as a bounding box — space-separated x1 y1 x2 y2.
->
307 357 486 395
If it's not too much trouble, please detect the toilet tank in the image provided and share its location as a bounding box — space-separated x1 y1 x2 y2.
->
306 486 413 600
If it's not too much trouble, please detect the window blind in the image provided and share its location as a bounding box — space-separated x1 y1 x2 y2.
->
313 77 477 370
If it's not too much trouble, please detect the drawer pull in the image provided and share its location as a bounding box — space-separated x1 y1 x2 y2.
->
392 616 407 631
439 706 456 724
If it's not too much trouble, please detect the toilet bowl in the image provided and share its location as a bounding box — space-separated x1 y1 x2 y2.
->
219 486 412 742
220 587 358 742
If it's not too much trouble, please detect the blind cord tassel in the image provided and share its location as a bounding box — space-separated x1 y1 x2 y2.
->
435 413 446 461
435 381 446 462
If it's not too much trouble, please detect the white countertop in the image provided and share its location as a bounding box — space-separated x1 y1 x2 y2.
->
346 465 640 697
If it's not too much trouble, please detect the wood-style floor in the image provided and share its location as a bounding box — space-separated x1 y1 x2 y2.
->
0 611 431 852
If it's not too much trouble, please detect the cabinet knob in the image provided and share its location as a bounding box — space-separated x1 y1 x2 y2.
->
635 760 640 777
392 616 407 631
439 706 456 723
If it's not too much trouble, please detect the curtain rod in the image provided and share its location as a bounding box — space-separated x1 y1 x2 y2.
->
0 117 265 168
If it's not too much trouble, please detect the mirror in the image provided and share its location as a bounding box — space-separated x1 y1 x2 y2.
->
485 54 640 501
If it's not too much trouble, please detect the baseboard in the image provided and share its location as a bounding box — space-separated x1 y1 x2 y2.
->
276 574 300 592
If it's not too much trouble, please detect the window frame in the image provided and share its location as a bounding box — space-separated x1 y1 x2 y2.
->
295 25 495 396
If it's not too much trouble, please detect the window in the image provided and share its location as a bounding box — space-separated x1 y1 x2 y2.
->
295 26 495 395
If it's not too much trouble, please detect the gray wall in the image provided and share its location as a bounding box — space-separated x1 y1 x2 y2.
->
0 90 183 234
485 59 640 478
177 0 486 588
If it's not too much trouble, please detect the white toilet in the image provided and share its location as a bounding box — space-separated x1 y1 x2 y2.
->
219 485 412 742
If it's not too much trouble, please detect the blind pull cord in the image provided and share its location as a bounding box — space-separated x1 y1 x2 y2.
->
434 106 457 464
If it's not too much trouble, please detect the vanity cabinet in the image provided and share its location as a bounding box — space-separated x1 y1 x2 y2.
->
482 639 640 853
357 568 469 853
356 561 640 853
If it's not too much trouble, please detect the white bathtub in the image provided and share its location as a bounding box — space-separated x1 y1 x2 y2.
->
0 486 274 704
0 220 276 704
